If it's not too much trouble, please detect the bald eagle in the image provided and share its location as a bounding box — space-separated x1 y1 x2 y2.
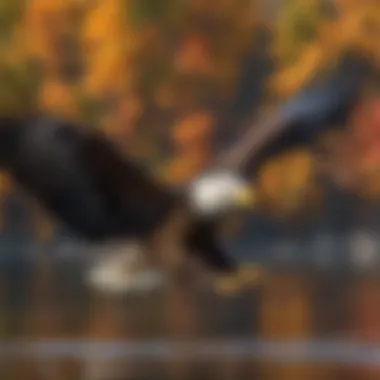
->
0 51 372 294
0 114 253 292
186 51 372 292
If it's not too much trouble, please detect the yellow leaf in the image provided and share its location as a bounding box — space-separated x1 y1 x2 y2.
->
81 0 121 45
82 42 132 96
270 43 325 97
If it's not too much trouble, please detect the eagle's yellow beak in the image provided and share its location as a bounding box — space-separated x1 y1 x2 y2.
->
234 186 255 208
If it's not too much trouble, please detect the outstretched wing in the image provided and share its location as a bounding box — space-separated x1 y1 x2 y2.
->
217 50 373 177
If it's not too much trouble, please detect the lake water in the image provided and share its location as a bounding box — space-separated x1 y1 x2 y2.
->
0 253 380 380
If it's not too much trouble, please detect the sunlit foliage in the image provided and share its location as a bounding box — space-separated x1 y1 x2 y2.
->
256 149 322 216
0 0 378 230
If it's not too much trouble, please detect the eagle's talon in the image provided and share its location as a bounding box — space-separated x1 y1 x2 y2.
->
212 274 243 296
212 265 265 296
236 265 265 286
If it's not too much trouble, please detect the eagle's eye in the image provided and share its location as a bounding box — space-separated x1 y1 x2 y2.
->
188 170 255 216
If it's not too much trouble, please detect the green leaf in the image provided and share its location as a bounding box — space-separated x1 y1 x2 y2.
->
276 0 327 64
0 58 42 114
126 0 184 28
0 0 25 38
74 90 104 125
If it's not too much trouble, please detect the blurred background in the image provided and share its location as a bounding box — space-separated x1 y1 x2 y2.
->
1 0 380 379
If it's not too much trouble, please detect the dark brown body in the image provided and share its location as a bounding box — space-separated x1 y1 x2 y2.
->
0 115 236 275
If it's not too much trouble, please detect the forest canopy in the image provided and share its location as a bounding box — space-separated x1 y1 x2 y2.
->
0 0 379 229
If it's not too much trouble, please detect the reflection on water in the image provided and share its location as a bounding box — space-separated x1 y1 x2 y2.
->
1 254 380 380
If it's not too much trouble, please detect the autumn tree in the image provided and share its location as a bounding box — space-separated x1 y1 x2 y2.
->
144 0 261 183
24 0 84 119
255 148 322 218
341 98 380 200
258 0 380 214
0 0 41 234
0 0 379 225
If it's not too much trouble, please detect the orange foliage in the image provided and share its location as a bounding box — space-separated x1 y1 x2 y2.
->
270 43 325 97
165 111 215 184
350 99 380 150
186 0 215 13
271 0 330 97
344 98 380 199
155 83 177 109
105 96 142 139
271 0 380 98
119 96 143 125
162 150 210 185
0 0 380 218
325 1 380 61
24 0 75 61
81 0 121 46
82 42 132 96
174 35 213 75
172 112 214 149
81 0 136 98
38 80 78 118
256 149 321 215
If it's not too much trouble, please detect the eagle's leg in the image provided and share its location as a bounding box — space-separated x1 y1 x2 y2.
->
182 217 266 295
181 218 242 295
147 209 197 287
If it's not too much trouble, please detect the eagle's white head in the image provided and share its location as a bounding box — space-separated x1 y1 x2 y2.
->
188 170 255 217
